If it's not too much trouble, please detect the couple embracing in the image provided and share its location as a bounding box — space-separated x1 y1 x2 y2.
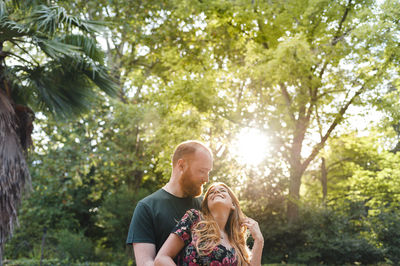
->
126 140 264 266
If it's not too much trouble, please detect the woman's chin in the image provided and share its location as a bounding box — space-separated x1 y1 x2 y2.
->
209 200 231 211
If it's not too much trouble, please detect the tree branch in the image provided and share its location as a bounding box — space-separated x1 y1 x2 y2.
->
326 157 353 172
280 83 296 122
334 0 353 43
317 0 353 78
302 85 365 171
317 88 348 100
332 27 354 46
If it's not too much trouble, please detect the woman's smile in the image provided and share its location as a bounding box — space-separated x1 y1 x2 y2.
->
212 194 225 200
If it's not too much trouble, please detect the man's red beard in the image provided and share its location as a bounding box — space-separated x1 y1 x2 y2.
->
179 167 203 197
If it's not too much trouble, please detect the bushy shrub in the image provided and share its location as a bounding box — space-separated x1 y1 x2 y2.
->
261 206 384 264
52 230 95 262
372 210 400 264
96 186 149 250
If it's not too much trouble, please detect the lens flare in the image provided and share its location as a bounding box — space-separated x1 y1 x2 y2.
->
231 128 269 166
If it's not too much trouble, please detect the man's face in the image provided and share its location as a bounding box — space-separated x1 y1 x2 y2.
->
180 149 213 197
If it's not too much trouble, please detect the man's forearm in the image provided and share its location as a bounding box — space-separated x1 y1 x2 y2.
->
142 261 154 266
134 253 155 266
133 243 156 266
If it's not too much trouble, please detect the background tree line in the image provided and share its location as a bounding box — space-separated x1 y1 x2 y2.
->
2 0 400 264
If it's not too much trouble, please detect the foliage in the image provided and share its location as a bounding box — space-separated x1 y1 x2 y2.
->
371 209 400 264
77 0 400 222
53 230 95 262
96 186 149 252
303 132 400 215
0 0 117 115
0 0 118 261
261 206 383 264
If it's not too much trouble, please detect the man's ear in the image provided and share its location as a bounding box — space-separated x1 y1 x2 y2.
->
231 203 235 211
177 158 185 171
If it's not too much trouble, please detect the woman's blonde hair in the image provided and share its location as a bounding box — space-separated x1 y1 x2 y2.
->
193 182 251 265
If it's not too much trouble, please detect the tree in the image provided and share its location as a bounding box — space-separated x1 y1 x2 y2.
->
77 0 400 223
180 0 400 222
0 0 117 262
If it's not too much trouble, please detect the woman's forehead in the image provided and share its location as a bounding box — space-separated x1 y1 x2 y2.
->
209 184 226 191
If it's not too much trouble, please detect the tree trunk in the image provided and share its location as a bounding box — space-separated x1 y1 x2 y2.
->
321 157 327 203
287 117 308 223
287 166 305 223
0 82 32 264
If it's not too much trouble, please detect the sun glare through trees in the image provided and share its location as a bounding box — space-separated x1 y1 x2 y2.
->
231 128 270 166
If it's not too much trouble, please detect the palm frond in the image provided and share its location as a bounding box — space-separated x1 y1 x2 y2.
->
35 37 81 58
25 55 117 117
0 17 30 41
60 34 105 63
81 61 119 97
8 0 47 9
62 55 118 97
29 5 105 35
27 65 90 116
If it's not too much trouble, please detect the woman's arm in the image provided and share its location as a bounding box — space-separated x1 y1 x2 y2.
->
154 233 185 266
243 218 264 266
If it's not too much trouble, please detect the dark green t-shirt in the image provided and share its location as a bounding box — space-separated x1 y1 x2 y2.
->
126 189 202 253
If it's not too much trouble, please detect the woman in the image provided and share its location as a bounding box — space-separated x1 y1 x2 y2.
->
155 182 264 265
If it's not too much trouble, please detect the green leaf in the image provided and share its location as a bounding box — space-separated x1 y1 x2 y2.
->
0 17 29 41
29 5 104 35
35 37 81 58
60 34 105 63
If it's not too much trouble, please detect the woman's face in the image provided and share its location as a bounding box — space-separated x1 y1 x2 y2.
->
206 185 234 211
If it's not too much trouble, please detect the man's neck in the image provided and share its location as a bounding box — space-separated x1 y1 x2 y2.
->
163 181 185 198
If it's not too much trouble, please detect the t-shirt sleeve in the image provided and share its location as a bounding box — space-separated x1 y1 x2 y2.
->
172 209 200 246
126 201 155 245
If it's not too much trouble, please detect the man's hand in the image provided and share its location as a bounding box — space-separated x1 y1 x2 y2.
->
133 243 156 266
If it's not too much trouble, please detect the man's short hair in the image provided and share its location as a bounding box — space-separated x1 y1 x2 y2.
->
172 140 212 167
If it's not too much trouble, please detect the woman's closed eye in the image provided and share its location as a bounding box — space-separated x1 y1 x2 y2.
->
210 187 227 195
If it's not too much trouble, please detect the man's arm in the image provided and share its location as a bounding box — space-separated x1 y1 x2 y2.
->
127 201 157 265
133 243 156 266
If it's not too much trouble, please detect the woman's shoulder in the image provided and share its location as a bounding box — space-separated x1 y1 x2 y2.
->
174 209 202 238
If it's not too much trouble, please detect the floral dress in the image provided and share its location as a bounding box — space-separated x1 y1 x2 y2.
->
173 209 237 266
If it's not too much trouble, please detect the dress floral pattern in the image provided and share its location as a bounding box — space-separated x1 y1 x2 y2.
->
173 209 238 266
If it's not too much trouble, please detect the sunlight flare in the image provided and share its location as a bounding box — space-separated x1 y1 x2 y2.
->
231 128 270 166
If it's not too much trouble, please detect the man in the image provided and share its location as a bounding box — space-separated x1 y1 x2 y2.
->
126 140 213 266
